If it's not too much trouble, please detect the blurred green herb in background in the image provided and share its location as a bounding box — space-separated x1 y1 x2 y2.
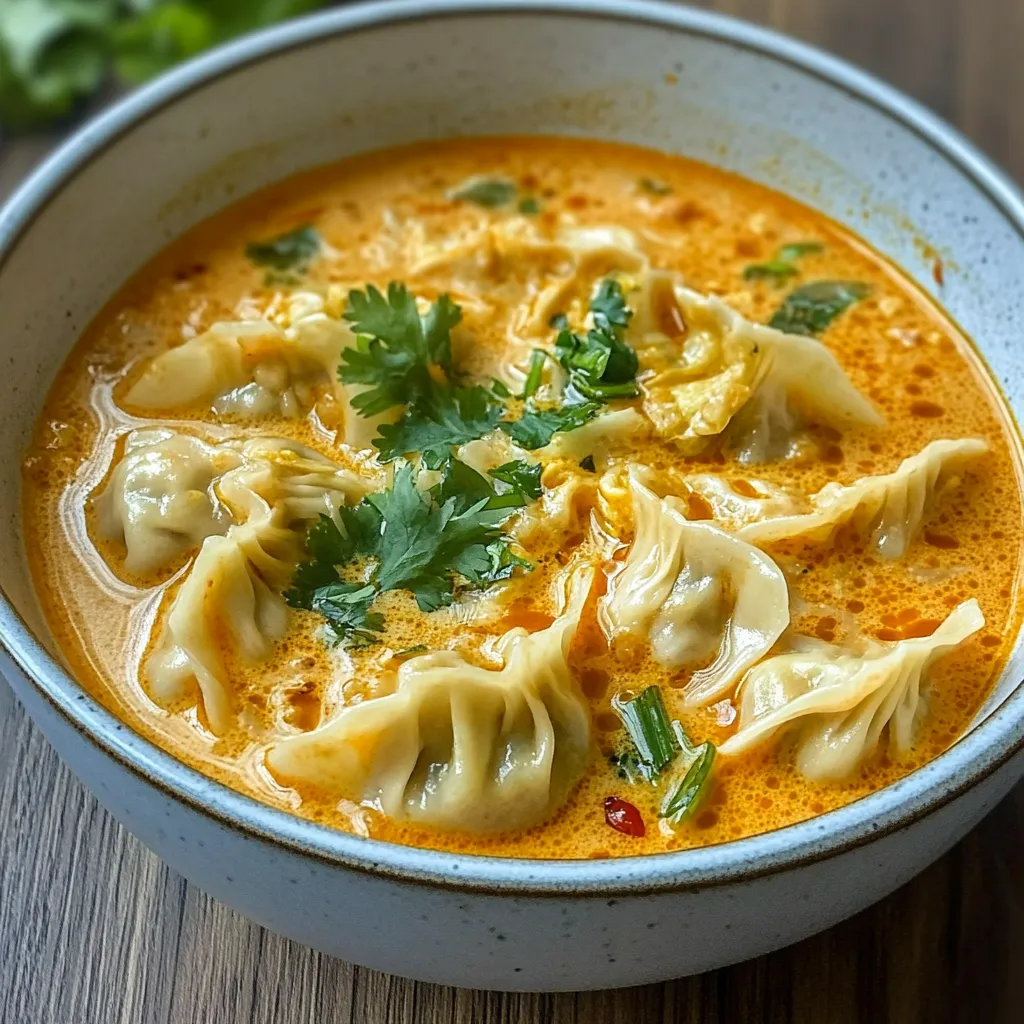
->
0 1 329 131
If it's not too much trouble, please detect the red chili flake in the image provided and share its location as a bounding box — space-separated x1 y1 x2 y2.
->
603 797 646 837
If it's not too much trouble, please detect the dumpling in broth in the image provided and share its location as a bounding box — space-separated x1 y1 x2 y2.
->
736 438 989 557
98 429 376 576
265 567 595 832
599 469 790 705
143 438 374 733
719 599 984 779
630 279 882 460
124 291 394 450
96 429 241 575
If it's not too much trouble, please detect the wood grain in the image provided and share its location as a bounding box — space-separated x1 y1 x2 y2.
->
1 1 1022 1021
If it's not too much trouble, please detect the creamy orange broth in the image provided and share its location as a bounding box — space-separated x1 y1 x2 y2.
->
22 137 1024 859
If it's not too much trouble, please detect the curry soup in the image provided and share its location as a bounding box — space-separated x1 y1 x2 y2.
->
23 136 1023 859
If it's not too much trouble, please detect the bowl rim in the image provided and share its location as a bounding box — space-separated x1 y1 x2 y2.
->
1 0 1023 897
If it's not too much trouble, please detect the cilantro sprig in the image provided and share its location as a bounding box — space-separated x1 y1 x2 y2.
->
245 225 321 275
743 240 824 286
339 282 462 417
0 1 328 132
500 401 601 450
287 461 530 644
374 385 504 468
552 279 639 401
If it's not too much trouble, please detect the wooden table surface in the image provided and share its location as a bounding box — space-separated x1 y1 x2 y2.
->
2 1 1022 1021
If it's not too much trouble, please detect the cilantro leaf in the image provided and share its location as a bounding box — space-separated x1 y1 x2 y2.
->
520 349 548 400
500 401 601 449
743 240 824 286
245 225 321 273
0 0 112 131
769 280 870 336
289 462 529 639
777 241 825 262
451 177 517 208
369 465 517 610
339 283 461 417
488 460 543 501
373 385 503 468
553 279 639 400
1 1 329 132
432 457 527 514
112 2 213 84
639 177 672 196
308 583 383 647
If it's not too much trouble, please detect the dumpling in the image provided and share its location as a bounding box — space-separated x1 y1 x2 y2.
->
145 527 295 734
95 429 241 575
736 438 989 557
143 438 374 733
536 407 650 467
680 473 800 530
599 469 790 705
125 290 392 450
719 599 984 779
98 430 376 575
125 291 345 415
265 567 595 832
634 284 882 460
222 437 380 523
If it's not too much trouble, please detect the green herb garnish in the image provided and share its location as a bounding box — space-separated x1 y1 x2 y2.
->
777 241 825 262
288 461 527 643
639 177 672 196
245 225 321 274
660 723 716 825
0 1 329 132
373 385 503 468
520 349 549 400
611 687 716 822
769 280 871 336
743 240 823 285
517 195 541 215
339 282 461 416
553 279 639 401
500 401 601 450
488 460 543 501
611 686 679 783
450 177 517 208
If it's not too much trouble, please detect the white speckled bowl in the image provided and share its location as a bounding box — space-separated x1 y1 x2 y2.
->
1 0 1022 992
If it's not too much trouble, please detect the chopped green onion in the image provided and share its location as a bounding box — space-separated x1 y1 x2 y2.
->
518 195 541 215
660 727 716 825
612 686 678 782
521 349 548 400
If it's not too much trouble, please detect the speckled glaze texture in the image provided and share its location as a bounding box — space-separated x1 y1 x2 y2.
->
1 0 1023 990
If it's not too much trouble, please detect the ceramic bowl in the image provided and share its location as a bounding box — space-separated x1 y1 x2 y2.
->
1 0 1022 992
